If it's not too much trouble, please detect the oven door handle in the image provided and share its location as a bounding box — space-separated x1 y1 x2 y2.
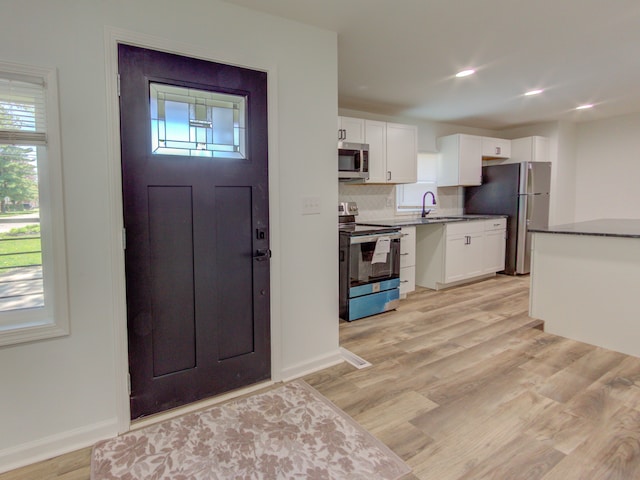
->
350 232 402 244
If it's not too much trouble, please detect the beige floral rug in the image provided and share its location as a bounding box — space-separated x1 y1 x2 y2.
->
91 380 410 479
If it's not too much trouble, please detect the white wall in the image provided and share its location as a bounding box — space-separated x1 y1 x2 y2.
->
0 0 339 471
574 113 640 221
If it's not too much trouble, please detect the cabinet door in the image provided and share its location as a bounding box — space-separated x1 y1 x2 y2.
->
466 232 484 278
483 229 506 273
364 120 387 183
338 116 365 143
482 137 511 159
444 223 484 283
444 234 468 283
386 123 417 184
458 134 483 185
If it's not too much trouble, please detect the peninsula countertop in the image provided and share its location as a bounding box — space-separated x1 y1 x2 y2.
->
529 218 640 238
357 214 506 228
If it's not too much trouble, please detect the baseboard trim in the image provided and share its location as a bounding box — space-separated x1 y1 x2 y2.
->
280 349 343 382
0 418 119 474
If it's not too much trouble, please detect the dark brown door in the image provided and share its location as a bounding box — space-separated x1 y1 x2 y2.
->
118 44 270 419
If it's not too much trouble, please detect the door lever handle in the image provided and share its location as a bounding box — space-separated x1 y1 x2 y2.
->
254 248 272 261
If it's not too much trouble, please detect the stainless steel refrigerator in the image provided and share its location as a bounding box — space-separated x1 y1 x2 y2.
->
464 162 551 275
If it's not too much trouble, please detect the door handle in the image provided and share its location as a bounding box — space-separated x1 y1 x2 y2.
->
254 248 272 261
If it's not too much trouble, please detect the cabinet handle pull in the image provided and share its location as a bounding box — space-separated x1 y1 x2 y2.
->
400 280 409 283
400 252 410 256
387 171 391 181
496 146 501 155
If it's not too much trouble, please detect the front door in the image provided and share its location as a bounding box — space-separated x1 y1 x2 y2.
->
118 44 270 419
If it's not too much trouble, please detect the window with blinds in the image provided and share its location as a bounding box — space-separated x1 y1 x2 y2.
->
0 61 69 346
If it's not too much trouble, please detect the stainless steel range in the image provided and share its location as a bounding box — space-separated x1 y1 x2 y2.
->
338 202 402 321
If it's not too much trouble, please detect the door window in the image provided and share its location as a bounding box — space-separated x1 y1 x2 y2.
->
150 82 246 159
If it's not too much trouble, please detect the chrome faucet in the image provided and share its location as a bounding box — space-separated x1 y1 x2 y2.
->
421 191 436 217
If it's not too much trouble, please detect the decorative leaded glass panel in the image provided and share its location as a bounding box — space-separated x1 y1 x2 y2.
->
150 83 246 159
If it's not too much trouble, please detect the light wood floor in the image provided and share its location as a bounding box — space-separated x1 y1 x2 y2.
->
4 275 640 479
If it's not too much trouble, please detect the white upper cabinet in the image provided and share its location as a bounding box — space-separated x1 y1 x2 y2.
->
385 122 418 184
339 117 417 184
482 136 511 159
510 136 550 162
338 116 365 143
363 119 387 183
437 134 482 186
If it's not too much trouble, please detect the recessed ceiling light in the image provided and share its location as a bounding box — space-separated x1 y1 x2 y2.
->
576 104 594 110
455 69 476 78
525 89 544 96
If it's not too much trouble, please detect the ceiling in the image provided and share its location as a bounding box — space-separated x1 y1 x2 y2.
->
220 0 640 130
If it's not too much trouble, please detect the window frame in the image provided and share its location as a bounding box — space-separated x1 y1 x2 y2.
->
396 152 439 214
0 61 69 346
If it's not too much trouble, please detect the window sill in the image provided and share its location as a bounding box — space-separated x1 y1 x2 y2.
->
0 319 69 347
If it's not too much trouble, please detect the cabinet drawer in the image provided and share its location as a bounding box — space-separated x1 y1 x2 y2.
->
400 226 416 267
446 220 485 237
400 265 415 295
485 218 506 231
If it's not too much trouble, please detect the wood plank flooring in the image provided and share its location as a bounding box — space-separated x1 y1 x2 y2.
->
4 274 640 479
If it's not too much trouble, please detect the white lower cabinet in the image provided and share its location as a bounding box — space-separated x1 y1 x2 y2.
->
483 219 507 274
443 221 484 284
416 218 506 290
399 226 416 296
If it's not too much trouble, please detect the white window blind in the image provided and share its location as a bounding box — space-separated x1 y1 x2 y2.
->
0 73 47 146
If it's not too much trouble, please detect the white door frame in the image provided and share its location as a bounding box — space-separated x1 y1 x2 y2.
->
103 26 282 433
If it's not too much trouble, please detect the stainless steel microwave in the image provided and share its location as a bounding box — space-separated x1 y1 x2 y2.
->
338 141 369 181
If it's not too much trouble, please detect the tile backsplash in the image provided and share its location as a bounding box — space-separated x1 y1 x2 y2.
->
339 183 464 221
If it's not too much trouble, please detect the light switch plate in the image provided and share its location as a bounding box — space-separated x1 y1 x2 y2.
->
302 196 321 215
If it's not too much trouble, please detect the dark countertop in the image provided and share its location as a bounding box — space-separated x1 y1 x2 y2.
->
530 218 640 238
358 214 506 228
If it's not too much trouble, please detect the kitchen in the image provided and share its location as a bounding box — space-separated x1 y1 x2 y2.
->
338 120 549 320
3 0 640 478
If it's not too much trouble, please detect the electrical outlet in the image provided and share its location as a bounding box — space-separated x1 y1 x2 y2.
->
302 196 321 215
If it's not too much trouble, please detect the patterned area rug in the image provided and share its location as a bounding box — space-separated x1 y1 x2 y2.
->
91 380 410 479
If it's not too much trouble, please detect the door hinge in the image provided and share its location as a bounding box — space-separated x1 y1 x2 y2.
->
122 227 126 250
117 73 121 97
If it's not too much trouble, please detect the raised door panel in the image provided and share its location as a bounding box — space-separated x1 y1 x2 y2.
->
364 120 387 183
386 123 417 184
